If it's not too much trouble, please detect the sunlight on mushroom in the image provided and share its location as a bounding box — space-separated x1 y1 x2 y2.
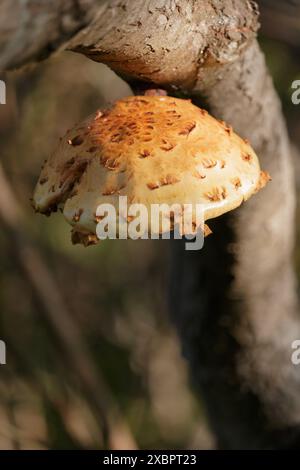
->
33 95 270 246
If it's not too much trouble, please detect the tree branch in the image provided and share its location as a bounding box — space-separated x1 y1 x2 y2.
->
67 0 259 89
0 0 104 70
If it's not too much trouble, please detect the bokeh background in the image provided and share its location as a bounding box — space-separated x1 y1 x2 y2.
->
0 1 299 449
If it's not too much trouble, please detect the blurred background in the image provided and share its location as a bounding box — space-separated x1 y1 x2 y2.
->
0 1 299 449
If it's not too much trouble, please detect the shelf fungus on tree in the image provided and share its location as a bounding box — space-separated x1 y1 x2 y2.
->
32 95 270 246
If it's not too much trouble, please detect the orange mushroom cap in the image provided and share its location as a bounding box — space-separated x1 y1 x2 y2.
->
33 95 270 245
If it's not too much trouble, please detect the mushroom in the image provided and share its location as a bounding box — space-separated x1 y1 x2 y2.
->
32 95 270 246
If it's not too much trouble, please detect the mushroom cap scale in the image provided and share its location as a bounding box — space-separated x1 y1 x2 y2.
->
33 95 268 245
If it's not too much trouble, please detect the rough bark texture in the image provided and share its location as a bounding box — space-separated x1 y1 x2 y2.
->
0 0 103 70
68 0 259 90
1 0 300 449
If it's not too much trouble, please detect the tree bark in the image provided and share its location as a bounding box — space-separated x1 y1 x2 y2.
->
2 0 300 449
170 40 300 449
0 0 103 70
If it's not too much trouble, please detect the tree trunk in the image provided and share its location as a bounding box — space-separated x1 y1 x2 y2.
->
170 40 300 448
2 0 300 449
